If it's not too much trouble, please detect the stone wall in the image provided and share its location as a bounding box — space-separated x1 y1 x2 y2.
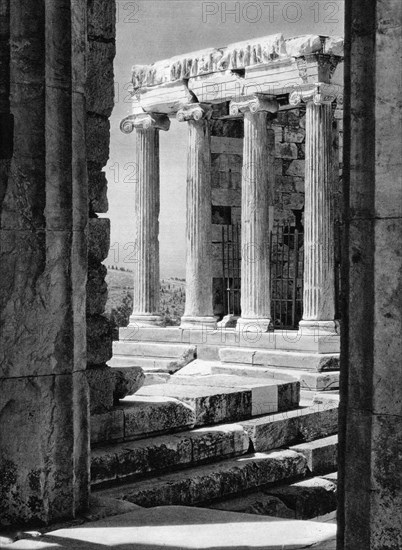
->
0 0 117 526
0 0 90 526
338 0 402 547
86 0 116 413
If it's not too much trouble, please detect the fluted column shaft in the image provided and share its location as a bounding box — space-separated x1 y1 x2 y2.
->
299 100 336 334
229 95 278 332
238 111 273 331
130 127 161 325
178 105 216 329
120 113 170 327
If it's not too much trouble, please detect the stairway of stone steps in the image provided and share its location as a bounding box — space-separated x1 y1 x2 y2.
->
91 369 339 520
109 341 197 373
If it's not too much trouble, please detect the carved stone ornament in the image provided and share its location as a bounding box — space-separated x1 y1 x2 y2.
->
229 94 279 116
120 113 170 133
289 83 343 107
176 103 212 122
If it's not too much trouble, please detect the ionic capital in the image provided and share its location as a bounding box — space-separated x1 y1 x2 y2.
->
176 103 212 122
289 83 343 107
120 113 170 134
229 94 279 116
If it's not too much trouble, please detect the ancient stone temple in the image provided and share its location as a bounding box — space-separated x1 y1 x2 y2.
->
113 33 344 391
1 0 401 548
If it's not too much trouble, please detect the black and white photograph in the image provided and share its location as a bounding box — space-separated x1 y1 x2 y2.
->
0 1 401 548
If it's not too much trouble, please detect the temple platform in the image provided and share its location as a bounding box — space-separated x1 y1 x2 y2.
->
111 327 340 391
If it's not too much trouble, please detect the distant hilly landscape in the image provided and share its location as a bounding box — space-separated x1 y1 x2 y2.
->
105 268 186 332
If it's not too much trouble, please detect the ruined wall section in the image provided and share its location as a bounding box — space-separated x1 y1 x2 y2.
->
85 0 116 411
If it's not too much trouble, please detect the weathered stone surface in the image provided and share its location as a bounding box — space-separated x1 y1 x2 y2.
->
88 167 108 214
112 366 145 402
86 265 108 315
210 492 295 518
286 35 323 57
286 159 305 177
290 435 338 475
137 383 252 426
143 372 171 386
0 0 90 526
170 374 299 416
240 404 338 452
87 41 115 116
110 355 182 374
96 449 308 508
219 348 340 372
0 373 89 526
121 395 196 439
284 128 305 143
91 424 249 486
313 392 340 407
275 142 298 159
88 0 116 41
86 115 110 165
131 34 342 89
0 231 87 378
91 409 124 445
88 218 110 264
87 314 112 365
266 476 337 519
86 365 115 414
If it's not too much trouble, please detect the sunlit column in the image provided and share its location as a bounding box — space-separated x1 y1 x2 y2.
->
290 84 337 335
177 104 216 329
120 113 170 326
230 95 278 332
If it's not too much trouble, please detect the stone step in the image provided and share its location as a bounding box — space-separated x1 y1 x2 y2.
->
119 326 340 353
94 448 309 507
91 423 250 487
219 347 340 372
169 374 300 414
113 341 196 359
109 355 179 373
211 363 339 391
91 395 196 446
136 377 300 426
207 474 337 520
239 403 338 452
290 435 338 475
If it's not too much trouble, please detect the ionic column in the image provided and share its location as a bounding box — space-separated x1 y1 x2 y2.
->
177 104 216 329
230 95 278 332
120 113 170 326
289 84 338 335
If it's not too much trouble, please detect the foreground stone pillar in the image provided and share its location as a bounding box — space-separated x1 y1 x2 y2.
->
230 95 278 332
0 0 89 526
120 113 170 327
177 104 216 329
290 85 337 335
338 1 402 548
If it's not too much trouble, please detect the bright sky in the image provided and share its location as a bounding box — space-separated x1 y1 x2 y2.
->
105 0 344 277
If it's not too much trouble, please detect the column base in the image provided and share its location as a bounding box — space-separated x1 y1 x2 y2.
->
236 317 272 333
129 314 163 327
217 314 239 329
180 316 217 330
298 320 340 336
